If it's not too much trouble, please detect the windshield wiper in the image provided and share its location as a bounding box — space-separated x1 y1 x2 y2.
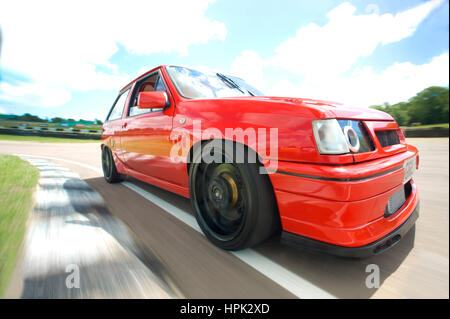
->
216 73 246 95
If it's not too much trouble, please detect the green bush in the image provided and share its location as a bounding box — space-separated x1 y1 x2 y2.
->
370 86 449 126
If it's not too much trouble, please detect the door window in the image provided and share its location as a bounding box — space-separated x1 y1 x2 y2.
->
107 89 130 121
128 73 167 117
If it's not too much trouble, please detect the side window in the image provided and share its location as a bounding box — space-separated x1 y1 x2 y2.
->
154 76 166 92
107 89 130 121
128 73 167 117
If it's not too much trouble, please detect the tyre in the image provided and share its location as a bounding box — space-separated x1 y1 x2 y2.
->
189 140 280 250
102 146 122 183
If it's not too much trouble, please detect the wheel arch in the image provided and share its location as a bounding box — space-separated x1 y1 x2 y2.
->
186 138 266 175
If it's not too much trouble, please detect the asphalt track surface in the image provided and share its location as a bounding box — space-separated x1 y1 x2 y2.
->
11 156 177 298
1 138 448 298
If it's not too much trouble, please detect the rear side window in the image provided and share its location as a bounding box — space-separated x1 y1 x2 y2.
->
107 89 130 121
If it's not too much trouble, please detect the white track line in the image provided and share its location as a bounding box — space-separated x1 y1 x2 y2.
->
14 153 336 299
15 154 103 175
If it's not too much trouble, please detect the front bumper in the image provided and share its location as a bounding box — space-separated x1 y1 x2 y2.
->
281 202 419 258
267 146 419 248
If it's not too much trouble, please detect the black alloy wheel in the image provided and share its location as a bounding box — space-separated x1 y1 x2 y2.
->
189 140 280 250
102 146 122 183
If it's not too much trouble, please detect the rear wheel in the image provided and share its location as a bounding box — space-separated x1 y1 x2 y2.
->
189 140 280 250
102 146 122 183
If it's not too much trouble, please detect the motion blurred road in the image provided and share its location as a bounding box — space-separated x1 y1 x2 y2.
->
1 138 448 298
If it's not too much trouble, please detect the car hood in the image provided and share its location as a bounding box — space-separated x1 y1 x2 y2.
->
221 96 394 121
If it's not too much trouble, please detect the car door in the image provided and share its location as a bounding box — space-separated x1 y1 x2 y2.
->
103 87 131 161
120 70 176 183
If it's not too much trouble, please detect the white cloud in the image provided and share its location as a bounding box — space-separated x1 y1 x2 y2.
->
0 81 71 108
227 1 448 107
230 50 265 88
0 106 6 114
270 0 444 77
0 0 226 107
267 53 449 107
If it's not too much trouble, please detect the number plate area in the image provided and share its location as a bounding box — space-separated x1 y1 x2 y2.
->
385 186 407 217
403 156 416 184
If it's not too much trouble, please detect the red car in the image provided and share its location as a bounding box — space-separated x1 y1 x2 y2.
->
101 65 419 257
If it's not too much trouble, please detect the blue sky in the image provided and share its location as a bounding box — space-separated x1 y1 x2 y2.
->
0 0 448 121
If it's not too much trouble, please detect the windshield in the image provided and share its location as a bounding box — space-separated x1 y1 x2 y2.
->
166 66 265 99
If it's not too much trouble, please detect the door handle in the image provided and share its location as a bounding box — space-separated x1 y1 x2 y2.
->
122 122 128 129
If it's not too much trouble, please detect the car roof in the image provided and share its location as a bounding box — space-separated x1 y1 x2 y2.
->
120 64 244 93
120 65 167 93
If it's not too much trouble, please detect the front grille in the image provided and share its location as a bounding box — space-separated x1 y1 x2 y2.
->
376 130 400 147
384 182 412 217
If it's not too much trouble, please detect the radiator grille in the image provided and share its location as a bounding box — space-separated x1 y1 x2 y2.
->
376 130 400 147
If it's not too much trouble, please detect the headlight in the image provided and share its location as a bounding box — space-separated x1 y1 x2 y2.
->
312 119 350 154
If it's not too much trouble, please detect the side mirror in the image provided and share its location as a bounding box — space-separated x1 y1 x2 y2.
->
137 91 168 110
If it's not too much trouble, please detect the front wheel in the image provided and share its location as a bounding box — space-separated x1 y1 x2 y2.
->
189 141 280 250
102 146 122 183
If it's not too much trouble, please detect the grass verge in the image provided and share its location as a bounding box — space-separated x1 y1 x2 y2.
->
406 123 449 129
0 134 100 143
0 155 39 298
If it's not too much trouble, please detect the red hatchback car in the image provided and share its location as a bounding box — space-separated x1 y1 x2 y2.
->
101 65 419 257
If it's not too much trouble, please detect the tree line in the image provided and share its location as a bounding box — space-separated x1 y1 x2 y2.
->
2 86 448 128
370 86 449 126
0 113 103 125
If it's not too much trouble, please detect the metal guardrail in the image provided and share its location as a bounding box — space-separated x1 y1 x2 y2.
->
1 127 448 141
404 127 449 138
0 128 101 140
